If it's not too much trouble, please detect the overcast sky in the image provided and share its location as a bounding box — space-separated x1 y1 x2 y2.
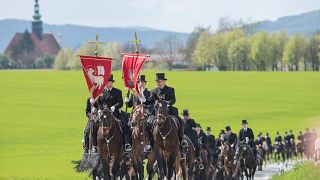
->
1 0 319 33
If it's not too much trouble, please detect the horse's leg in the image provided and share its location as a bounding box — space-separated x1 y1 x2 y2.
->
167 154 175 179
155 149 164 180
102 159 110 180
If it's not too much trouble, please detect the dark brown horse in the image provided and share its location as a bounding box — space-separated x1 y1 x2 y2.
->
97 107 125 180
180 136 197 180
153 99 181 179
130 104 157 180
296 140 304 158
221 143 239 180
234 142 256 180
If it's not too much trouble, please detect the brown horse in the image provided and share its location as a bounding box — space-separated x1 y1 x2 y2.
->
97 107 125 180
221 143 239 180
130 104 157 180
180 136 197 180
153 99 181 180
234 142 256 180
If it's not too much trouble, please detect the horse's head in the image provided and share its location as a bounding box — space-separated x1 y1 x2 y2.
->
235 141 251 160
131 104 147 127
221 143 232 157
99 106 115 135
154 95 169 126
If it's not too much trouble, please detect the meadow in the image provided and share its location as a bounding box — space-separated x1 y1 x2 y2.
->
0 70 319 179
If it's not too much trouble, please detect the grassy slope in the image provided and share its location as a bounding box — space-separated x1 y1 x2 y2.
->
0 70 319 179
272 161 320 180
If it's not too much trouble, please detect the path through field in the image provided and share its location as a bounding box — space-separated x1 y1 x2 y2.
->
255 160 298 180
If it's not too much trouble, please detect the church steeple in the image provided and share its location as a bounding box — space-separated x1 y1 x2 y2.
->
32 0 43 40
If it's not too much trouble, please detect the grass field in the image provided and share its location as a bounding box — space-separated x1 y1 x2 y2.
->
272 161 320 180
0 70 320 179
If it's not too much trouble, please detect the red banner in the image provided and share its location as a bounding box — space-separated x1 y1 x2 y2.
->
80 55 112 99
122 53 149 96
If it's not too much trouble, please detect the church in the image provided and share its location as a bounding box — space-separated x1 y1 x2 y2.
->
4 0 61 59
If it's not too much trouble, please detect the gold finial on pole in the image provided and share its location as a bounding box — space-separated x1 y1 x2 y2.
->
87 33 105 56
132 32 141 54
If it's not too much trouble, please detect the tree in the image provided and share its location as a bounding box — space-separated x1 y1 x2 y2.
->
283 34 306 71
250 32 272 71
308 35 320 71
155 35 184 70
53 48 73 70
270 31 288 71
103 42 122 70
193 32 215 70
0 54 10 69
228 38 251 70
184 26 210 66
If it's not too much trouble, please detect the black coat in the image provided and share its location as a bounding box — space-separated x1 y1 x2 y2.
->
266 136 272 146
226 132 237 145
275 135 282 143
184 118 197 138
95 87 123 117
238 128 254 146
207 134 216 150
145 85 178 116
298 134 304 141
126 88 151 108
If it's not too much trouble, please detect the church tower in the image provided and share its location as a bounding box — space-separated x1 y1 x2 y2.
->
32 0 43 40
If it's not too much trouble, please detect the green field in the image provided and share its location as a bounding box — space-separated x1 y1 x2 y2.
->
0 70 320 179
273 161 320 180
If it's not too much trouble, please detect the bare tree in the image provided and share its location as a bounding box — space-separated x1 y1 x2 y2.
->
155 35 184 70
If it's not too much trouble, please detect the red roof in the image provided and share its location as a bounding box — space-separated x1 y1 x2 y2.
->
5 32 61 57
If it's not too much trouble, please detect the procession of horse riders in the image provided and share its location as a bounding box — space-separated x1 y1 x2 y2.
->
79 72 319 180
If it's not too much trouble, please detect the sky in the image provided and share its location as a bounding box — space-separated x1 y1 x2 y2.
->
0 0 319 33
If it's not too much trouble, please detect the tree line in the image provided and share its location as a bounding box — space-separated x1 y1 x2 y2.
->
1 26 320 71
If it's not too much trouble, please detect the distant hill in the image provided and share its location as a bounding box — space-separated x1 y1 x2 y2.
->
0 19 189 53
255 9 320 35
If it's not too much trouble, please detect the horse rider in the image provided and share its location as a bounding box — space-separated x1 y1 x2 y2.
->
284 131 289 143
206 127 216 160
83 97 99 153
298 131 304 142
141 73 187 158
215 130 226 154
237 119 258 162
195 123 206 169
225 126 237 149
265 132 272 152
238 120 254 146
125 75 151 112
181 109 203 161
288 130 295 147
94 74 132 158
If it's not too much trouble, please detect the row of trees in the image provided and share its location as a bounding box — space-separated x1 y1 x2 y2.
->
1 24 320 71
192 29 320 71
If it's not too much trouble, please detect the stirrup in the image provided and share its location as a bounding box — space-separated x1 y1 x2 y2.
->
181 139 188 147
199 163 204 170
125 144 132 152
181 153 186 160
197 157 203 163
144 145 152 153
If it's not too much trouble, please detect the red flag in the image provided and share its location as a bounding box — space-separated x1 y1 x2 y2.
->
122 53 149 96
80 55 112 99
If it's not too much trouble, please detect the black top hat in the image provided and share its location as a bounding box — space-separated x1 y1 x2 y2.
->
108 74 115 82
225 126 231 131
220 130 226 134
137 75 147 83
206 127 211 131
155 73 167 81
241 119 248 125
196 123 201 128
182 109 189 116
